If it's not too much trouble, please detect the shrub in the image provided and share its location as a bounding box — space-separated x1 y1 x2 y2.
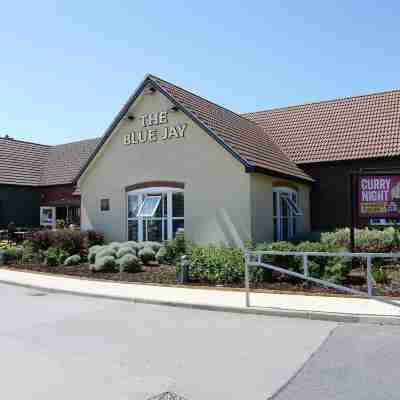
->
108 242 122 252
22 243 38 264
144 241 163 252
96 247 116 259
187 244 263 285
2 247 21 264
155 246 167 264
116 246 136 259
321 227 400 253
163 238 186 264
45 247 61 267
372 266 390 284
64 254 81 266
117 254 141 272
138 247 155 264
29 229 104 257
88 245 103 263
85 230 105 248
94 255 117 272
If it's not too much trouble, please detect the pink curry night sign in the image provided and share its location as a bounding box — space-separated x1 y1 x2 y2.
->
358 175 400 217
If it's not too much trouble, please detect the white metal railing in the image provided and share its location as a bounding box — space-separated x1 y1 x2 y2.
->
244 250 400 308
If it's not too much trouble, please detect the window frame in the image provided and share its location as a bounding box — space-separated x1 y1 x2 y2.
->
273 187 301 241
100 198 110 212
126 186 184 241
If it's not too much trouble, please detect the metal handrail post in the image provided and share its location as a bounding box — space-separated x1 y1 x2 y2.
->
244 253 250 307
303 254 309 278
367 255 373 297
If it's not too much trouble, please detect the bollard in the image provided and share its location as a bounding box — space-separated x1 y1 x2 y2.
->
178 255 189 284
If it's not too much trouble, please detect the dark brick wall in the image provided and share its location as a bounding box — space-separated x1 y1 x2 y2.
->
301 157 400 231
40 184 80 207
0 185 41 228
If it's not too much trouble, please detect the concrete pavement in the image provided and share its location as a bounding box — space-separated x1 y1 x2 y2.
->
1 268 400 323
0 283 336 399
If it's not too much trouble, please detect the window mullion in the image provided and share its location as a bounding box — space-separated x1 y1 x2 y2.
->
167 191 173 240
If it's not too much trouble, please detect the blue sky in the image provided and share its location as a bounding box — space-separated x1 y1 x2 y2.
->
1 1 400 145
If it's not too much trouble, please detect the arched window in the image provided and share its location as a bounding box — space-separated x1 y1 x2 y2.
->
127 186 184 242
273 187 302 241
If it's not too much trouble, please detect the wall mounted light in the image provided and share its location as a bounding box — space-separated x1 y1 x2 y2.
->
170 105 179 112
126 115 135 121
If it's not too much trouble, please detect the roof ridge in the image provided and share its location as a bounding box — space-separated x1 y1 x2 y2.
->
244 88 400 115
52 137 100 147
0 137 50 148
148 75 264 129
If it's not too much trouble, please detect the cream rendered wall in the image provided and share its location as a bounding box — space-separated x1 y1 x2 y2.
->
250 173 311 243
79 90 252 246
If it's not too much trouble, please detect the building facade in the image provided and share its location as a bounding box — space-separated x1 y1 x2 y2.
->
2 74 400 243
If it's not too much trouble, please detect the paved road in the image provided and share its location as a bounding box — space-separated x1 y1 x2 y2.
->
1 283 399 399
0 283 335 399
273 323 400 400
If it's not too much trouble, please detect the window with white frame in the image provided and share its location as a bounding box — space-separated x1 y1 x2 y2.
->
127 187 184 242
273 187 302 241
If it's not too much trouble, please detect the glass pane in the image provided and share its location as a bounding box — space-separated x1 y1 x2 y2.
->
143 219 164 242
282 218 289 240
172 219 184 238
283 195 302 216
273 218 278 241
128 220 139 241
172 192 184 218
273 192 277 217
138 195 161 218
128 194 139 218
280 196 288 217
154 193 167 218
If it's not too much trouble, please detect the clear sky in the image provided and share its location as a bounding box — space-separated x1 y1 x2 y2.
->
1 1 400 145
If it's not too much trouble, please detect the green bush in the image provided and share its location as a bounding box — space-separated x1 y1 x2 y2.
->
94 255 117 272
321 227 400 253
88 245 103 263
117 254 141 272
45 247 63 267
187 244 263 285
116 246 136 259
138 247 155 264
64 254 81 266
96 247 116 259
108 242 122 252
155 246 167 264
122 241 140 251
2 247 23 264
22 243 38 264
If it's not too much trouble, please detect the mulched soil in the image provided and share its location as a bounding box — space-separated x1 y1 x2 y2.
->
4 263 400 298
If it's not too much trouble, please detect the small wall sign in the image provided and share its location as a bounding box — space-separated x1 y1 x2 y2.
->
124 111 187 145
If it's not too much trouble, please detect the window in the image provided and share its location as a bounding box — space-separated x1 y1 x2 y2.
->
137 195 162 218
127 187 184 242
273 187 302 241
100 198 110 212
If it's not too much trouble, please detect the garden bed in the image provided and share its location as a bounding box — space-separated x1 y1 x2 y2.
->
4 263 400 298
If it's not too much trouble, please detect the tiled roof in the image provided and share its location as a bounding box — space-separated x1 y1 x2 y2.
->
151 76 312 182
0 138 49 186
243 90 400 164
40 138 100 185
0 137 99 187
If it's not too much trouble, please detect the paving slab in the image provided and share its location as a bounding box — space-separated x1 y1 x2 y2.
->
1 268 400 324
